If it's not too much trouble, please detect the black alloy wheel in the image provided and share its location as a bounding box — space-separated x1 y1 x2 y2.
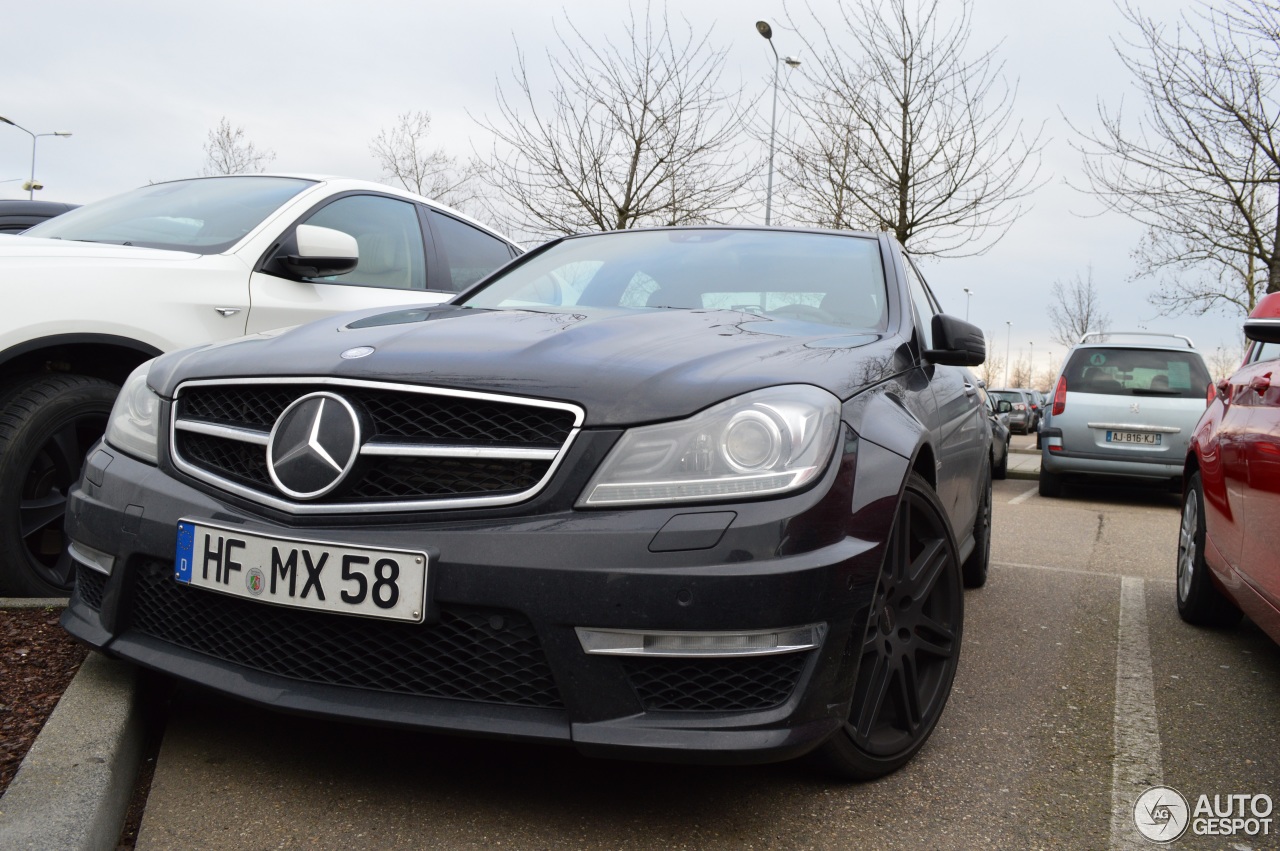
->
1175 471 1241 627
0 375 120 596
818 472 963 780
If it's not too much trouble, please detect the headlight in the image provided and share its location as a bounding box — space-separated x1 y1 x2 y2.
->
579 385 841 506
104 360 160 464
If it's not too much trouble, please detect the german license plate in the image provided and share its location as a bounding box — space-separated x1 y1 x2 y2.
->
174 519 428 623
1106 430 1162 446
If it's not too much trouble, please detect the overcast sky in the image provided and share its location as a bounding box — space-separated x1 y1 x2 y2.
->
2 0 1250 376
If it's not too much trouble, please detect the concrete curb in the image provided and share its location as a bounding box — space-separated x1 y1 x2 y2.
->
0 652 145 851
0 597 70 609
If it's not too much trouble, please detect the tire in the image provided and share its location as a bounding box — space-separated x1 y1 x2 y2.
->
962 466 991 588
1038 467 1063 498
993 441 1008 480
816 472 963 780
1176 472 1242 627
0 374 120 596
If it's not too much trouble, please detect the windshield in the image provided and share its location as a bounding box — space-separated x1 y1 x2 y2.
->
1064 347 1211 399
460 229 888 330
24 176 315 253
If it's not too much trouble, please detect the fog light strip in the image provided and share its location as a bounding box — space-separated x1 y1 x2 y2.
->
68 540 115 576
575 623 826 658
584 471 803 505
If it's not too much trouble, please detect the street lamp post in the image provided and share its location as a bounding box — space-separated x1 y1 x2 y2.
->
0 116 72 200
755 21 800 226
1029 341 1035 388
1004 321 1012 387
963 287 973 321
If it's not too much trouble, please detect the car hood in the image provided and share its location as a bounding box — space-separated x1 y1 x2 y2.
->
150 305 903 426
0 235 200 261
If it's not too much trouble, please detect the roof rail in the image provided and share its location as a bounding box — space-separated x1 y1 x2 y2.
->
1079 331 1195 348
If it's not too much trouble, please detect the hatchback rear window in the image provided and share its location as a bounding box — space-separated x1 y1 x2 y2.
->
1063 347 1210 399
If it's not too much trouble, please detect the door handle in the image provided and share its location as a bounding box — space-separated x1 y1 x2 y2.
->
1251 372 1272 393
214 307 242 317
963 382 977 395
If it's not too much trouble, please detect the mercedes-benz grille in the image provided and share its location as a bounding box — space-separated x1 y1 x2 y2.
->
169 378 583 514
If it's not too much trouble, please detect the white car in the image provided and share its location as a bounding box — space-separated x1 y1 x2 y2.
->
0 174 521 595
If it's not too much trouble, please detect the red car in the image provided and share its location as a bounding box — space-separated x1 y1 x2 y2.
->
1179 291 1280 641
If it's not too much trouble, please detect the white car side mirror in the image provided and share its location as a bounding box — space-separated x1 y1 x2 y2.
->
281 225 359 278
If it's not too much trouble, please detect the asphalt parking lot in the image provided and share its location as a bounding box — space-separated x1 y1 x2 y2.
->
113 471 1280 851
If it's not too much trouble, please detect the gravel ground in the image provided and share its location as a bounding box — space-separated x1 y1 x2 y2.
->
0 607 87 796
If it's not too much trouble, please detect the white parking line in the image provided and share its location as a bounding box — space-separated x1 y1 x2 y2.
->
1109 576 1163 850
991 561 1175 583
1008 485 1038 504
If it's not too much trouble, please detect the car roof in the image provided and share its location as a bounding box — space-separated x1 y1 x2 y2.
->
1073 332 1197 351
140 173 514 246
557 223 885 241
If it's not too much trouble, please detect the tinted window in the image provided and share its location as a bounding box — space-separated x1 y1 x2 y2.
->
24 176 314 253
1063 347 1211 399
990 391 1025 406
462 230 888 330
429 211 514 291
302 195 426 290
901 255 937 339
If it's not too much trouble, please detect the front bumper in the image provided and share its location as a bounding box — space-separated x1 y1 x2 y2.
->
64 438 899 764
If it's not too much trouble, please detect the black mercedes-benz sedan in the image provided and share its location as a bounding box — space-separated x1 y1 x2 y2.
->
63 226 990 779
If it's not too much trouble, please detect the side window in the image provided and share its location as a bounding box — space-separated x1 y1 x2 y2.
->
1252 341 1280 364
901 254 938 340
300 195 426 290
429 210 515 292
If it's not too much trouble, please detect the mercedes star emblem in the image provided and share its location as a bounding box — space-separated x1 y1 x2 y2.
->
267 392 362 499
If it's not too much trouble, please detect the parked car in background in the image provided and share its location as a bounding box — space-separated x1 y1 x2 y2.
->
64 226 991 779
1016 387 1042 431
1178 292 1280 643
0 199 78 233
981 386 1012 479
0 174 521 595
1039 332 1212 497
989 389 1034 433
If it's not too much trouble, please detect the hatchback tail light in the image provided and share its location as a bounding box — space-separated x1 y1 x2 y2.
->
1206 380 1216 406
1052 376 1067 415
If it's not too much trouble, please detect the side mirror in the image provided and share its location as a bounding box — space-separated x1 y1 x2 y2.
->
997 399 1013 413
1244 317 1280 344
924 314 986 366
280 225 359 279
1245 291 1280 343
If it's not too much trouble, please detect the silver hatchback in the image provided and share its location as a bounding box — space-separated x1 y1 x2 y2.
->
1039 333 1212 496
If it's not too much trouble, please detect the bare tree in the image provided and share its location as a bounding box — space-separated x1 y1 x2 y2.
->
1048 266 1111 347
201 117 274 176
475 4 754 238
781 0 1045 256
1207 343 1246 379
1008 354 1032 389
1075 0 1280 316
370 111 479 210
978 348 1005 388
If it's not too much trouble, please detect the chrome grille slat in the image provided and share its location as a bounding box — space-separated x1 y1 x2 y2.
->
169 378 583 514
